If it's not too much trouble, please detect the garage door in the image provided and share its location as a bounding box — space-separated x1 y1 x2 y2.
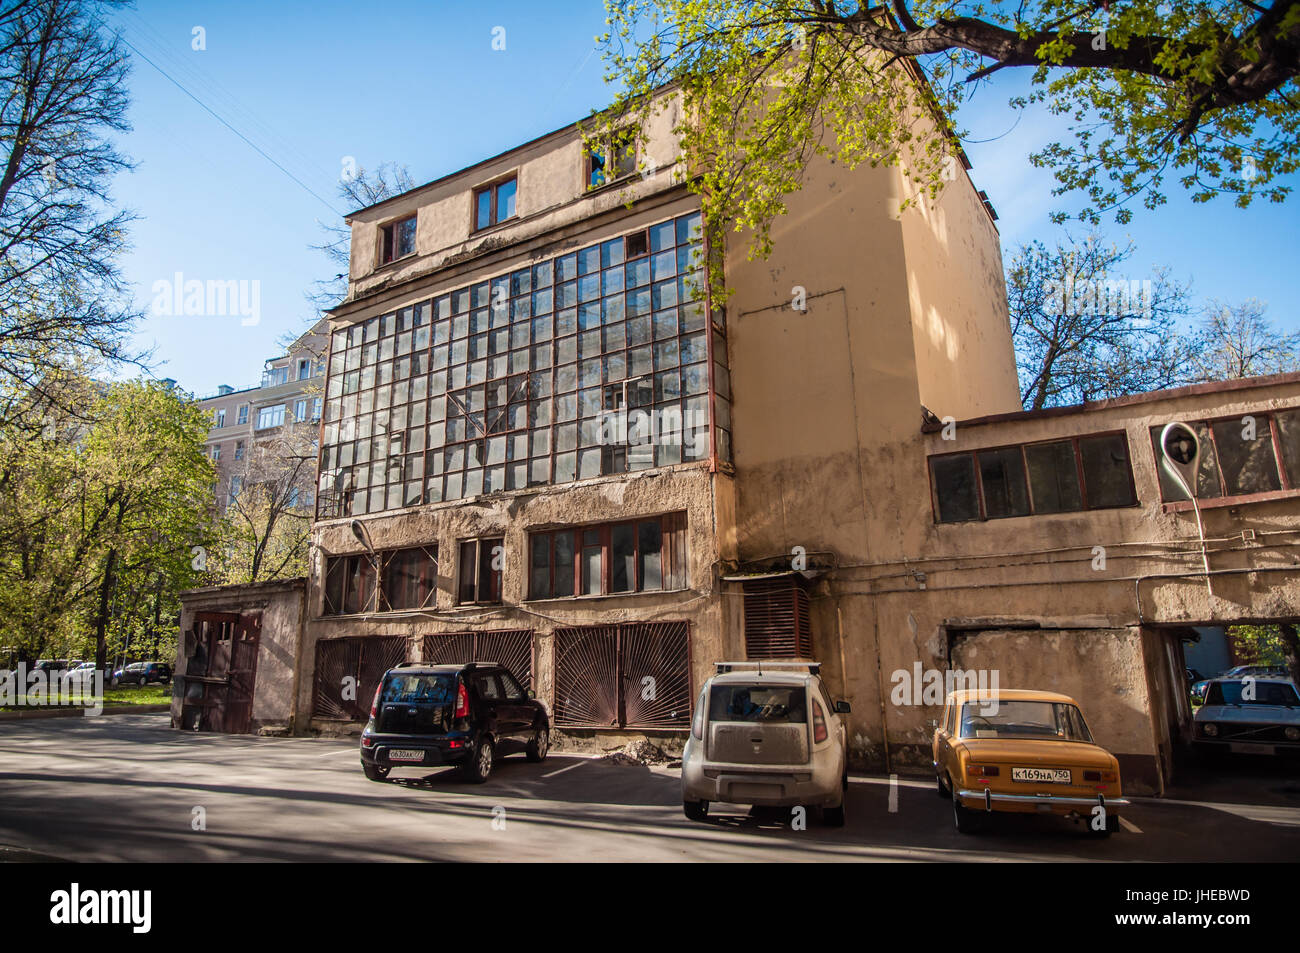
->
553 622 691 729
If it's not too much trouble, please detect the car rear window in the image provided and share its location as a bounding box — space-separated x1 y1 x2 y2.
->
960 701 1093 742
382 673 457 704
1205 681 1299 707
708 684 807 723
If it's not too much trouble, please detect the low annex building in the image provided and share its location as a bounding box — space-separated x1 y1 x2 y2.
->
175 92 1300 796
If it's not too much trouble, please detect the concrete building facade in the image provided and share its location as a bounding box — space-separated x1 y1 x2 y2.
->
178 92 1300 798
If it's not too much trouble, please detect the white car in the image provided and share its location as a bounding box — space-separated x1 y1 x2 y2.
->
681 661 850 826
1194 677 1300 757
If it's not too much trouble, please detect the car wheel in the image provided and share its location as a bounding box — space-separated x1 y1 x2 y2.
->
525 726 549 762
362 762 390 782
936 771 951 799
683 800 709 822
952 784 983 834
463 737 494 783
822 801 846 827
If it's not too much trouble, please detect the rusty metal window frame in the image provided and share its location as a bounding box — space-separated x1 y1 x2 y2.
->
1148 410 1295 502
323 545 437 615
553 621 691 729
316 212 720 521
526 511 686 600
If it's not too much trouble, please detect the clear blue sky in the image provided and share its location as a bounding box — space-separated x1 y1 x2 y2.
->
109 0 1299 396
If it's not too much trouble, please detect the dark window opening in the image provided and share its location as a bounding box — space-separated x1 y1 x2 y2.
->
528 512 685 599
380 215 417 265
930 454 979 523
587 132 637 189
458 537 504 604
1149 411 1298 502
324 546 436 615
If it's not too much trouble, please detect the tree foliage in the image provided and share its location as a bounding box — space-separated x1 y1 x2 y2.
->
0 376 213 665
597 0 1299 263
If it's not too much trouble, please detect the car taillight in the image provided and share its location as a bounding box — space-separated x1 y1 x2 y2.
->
968 764 999 777
454 682 469 719
813 702 828 743
370 684 383 719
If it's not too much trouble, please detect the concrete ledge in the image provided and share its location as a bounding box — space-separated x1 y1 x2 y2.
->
0 704 170 722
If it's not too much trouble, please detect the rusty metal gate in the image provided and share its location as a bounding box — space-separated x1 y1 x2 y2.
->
192 612 261 734
312 636 409 721
421 630 534 687
553 622 691 729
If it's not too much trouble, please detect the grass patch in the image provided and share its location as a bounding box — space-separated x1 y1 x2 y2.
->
0 684 170 711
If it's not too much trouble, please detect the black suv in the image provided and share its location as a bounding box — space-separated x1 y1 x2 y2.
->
359 662 549 783
113 661 172 686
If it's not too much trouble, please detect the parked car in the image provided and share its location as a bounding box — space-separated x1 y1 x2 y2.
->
933 689 1127 836
62 662 99 688
681 661 850 826
359 662 549 783
1221 665 1287 679
32 659 68 675
112 661 172 686
1193 677 1300 759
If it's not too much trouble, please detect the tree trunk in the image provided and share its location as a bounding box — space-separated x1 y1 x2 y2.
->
93 548 117 672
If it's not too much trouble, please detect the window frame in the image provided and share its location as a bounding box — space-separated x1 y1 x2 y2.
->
527 512 686 600
456 536 504 605
379 214 418 266
256 403 286 430
1150 410 1297 504
928 430 1139 524
471 175 518 233
585 130 638 191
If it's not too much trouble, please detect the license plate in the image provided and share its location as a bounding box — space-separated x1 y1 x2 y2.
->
1012 767 1071 784
387 748 425 762
1229 742 1275 755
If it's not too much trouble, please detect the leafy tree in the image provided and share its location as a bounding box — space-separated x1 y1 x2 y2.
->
597 0 1300 268
0 0 141 408
1230 623 1300 686
1188 298 1300 380
0 376 213 666
1007 233 1193 408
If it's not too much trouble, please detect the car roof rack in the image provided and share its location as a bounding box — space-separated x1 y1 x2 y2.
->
715 660 820 676
394 661 477 669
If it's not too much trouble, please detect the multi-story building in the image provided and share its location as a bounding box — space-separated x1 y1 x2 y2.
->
176 91 1300 796
196 320 328 512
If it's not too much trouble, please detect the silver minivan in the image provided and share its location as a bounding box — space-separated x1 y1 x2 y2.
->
681 661 851 826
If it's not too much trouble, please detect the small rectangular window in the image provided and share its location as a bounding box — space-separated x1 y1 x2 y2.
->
215 408 226 428
380 215 417 264
977 447 1030 519
236 404 248 425
1149 423 1224 500
587 131 636 189
931 454 980 523
256 404 285 430
233 440 245 462
1024 440 1082 513
1079 433 1136 508
1275 409 1300 488
1211 418 1282 496
458 537 503 604
473 177 517 231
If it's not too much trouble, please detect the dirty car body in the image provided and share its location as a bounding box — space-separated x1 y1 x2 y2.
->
934 689 1127 835
681 661 850 825
1193 677 1300 757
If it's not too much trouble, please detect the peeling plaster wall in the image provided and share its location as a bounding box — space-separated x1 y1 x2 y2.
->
301 465 729 729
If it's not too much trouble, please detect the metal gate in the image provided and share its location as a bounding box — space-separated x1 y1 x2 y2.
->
312 636 409 721
422 630 534 687
553 622 691 729
192 612 261 734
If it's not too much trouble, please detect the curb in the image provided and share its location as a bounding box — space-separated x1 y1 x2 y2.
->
0 704 171 722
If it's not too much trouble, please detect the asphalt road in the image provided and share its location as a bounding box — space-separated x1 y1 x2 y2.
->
1 713 1298 862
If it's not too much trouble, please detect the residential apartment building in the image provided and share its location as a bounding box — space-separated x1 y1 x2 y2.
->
196 320 328 512
175 91 1300 797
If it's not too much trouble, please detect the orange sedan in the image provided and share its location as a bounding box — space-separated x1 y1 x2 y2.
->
933 689 1127 836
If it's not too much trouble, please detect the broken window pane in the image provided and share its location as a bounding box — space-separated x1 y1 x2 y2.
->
1147 423 1223 500
1275 410 1300 488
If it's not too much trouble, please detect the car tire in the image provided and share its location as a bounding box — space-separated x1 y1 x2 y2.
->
362 762 390 782
683 800 709 822
822 801 846 827
952 785 983 834
463 737 494 783
525 726 549 763
936 772 951 799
